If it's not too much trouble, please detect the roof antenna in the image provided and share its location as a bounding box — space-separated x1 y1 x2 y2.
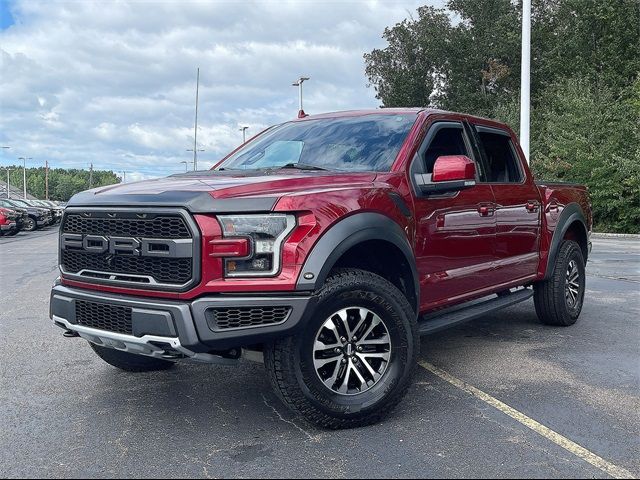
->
292 76 310 118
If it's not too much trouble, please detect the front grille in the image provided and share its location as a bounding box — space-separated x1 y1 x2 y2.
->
75 300 132 335
60 210 197 289
61 250 193 284
206 306 291 331
63 214 190 239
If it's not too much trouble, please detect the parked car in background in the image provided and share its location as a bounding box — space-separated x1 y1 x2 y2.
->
31 200 64 223
0 207 19 236
0 203 27 235
20 200 57 225
0 199 50 231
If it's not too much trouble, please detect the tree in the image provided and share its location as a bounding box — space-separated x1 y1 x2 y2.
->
530 79 639 232
365 0 639 114
364 6 451 108
4 166 120 201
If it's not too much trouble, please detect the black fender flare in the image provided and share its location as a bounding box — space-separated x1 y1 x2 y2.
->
544 202 588 279
296 212 419 312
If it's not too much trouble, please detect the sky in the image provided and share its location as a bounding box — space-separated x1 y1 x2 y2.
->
0 0 443 182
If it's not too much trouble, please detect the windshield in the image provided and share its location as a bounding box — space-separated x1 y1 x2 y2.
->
217 114 417 172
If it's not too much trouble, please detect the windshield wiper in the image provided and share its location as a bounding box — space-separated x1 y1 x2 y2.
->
279 163 330 171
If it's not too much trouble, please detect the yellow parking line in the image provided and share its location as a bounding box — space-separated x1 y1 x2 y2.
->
419 361 635 479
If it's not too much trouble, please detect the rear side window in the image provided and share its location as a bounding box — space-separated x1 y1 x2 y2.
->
477 130 522 183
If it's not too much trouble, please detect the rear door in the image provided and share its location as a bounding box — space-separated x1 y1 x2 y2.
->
471 124 541 284
411 120 497 309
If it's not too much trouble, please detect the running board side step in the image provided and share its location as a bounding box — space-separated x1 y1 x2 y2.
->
418 288 534 336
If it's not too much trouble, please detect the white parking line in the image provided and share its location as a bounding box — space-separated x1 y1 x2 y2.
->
419 361 635 479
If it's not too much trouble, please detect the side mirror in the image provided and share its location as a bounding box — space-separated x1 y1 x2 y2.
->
414 155 476 195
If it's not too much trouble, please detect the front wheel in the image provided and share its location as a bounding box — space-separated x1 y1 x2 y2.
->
23 216 37 231
265 269 419 429
534 240 586 326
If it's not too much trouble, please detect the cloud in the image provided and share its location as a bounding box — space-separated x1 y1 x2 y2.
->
0 0 435 180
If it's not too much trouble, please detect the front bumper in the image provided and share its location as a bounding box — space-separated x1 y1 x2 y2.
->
50 283 316 362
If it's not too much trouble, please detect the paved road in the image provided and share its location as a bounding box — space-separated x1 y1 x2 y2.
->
1 230 638 478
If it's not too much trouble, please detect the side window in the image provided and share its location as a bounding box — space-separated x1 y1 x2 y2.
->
477 130 523 183
418 125 470 174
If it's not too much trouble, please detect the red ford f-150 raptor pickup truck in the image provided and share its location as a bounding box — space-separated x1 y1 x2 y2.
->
50 108 592 429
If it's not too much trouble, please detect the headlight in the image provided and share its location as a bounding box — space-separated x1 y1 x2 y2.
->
218 214 296 277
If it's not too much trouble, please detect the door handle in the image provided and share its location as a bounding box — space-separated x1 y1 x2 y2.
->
478 204 495 217
526 200 540 212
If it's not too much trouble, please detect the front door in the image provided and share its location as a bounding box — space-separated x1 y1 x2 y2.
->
412 121 497 310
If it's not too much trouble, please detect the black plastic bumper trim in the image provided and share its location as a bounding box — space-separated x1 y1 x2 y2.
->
50 285 315 351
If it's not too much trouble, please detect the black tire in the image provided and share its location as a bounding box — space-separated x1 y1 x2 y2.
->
534 240 586 326
6 229 19 236
90 343 175 372
265 268 419 429
23 216 37 231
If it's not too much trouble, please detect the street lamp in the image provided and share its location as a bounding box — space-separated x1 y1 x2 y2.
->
18 156 32 199
180 160 194 172
292 76 310 118
520 0 531 164
239 126 249 144
186 149 204 171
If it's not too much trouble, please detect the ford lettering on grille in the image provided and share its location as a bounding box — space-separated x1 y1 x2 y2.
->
61 234 193 258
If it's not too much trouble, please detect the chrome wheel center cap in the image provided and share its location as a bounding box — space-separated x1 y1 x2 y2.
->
313 307 392 395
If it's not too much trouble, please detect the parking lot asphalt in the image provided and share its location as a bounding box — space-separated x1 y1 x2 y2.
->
1 230 638 479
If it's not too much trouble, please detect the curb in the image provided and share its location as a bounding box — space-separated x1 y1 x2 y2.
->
592 232 640 239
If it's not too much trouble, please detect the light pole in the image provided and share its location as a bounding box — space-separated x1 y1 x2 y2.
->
239 126 249 144
186 149 204 170
1 147 9 198
180 160 193 172
292 76 310 118
520 0 531 164
4 168 10 198
18 156 32 199
192 67 201 171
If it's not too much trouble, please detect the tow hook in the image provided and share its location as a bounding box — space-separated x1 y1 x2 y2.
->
62 329 80 338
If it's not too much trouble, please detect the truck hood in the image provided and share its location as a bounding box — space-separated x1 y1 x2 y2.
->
68 169 377 213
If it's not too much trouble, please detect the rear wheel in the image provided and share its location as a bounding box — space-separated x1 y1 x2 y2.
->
265 269 419 429
90 344 175 372
534 240 586 326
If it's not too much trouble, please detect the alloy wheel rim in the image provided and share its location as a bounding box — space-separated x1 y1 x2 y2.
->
313 307 391 395
565 259 581 308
